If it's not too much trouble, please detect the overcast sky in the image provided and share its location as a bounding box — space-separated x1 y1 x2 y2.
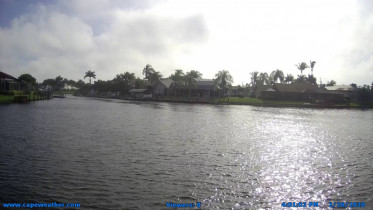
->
0 0 372 86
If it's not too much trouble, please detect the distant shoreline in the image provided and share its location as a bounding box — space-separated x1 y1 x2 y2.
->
2 93 372 109
74 95 373 109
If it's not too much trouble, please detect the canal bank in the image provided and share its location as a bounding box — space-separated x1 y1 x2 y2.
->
76 95 373 109
0 91 51 104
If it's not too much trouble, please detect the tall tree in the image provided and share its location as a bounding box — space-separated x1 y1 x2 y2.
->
55 76 65 91
295 62 309 75
284 74 294 84
185 70 202 97
84 70 96 84
113 72 136 93
76 80 85 89
296 75 307 83
310 60 316 75
250 71 259 95
184 70 202 86
93 80 110 92
270 69 284 83
149 71 162 84
215 70 233 97
306 74 317 85
18 74 37 86
42 79 56 89
142 64 155 81
66 79 77 88
170 69 185 87
121 72 136 85
258 72 269 85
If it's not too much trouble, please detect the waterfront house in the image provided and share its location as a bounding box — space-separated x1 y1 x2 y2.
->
259 82 344 103
195 78 216 97
153 78 174 96
325 85 359 102
169 78 217 97
228 86 245 97
255 84 272 98
0 71 21 92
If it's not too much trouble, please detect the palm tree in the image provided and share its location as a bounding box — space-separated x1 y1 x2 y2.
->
185 70 202 80
215 70 233 97
250 71 259 96
258 72 269 85
295 62 309 75
149 71 162 84
113 72 136 93
185 70 202 86
55 75 64 90
170 69 185 87
306 74 317 85
121 72 136 84
185 70 202 97
296 75 307 82
84 70 96 84
142 64 155 81
270 69 284 83
310 60 316 75
284 74 294 84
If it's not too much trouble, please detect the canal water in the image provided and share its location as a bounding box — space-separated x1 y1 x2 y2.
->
1 96 373 209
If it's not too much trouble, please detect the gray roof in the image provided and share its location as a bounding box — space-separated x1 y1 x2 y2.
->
0 71 17 80
231 86 240 90
256 85 272 92
159 78 174 88
265 88 276 92
129 89 149 93
274 83 322 93
195 78 215 87
325 85 358 91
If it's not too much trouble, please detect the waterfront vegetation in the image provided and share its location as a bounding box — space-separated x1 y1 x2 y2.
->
2 61 373 108
213 97 373 108
150 96 373 108
0 91 48 103
0 94 13 103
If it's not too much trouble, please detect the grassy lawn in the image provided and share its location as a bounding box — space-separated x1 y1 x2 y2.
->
349 103 359 107
0 94 14 103
1 91 47 103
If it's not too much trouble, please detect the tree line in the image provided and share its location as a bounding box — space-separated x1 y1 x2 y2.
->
15 61 373 98
76 65 235 97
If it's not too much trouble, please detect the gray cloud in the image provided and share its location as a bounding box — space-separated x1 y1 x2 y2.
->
0 1 208 82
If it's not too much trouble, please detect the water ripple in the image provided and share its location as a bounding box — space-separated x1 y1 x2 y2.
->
1 99 373 209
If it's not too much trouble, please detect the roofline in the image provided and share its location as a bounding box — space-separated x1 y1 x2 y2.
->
0 71 18 80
